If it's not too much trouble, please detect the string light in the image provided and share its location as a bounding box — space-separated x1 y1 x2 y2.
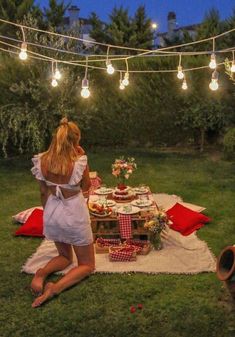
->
122 59 130 86
19 42 27 60
231 51 235 73
209 39 217 69
81 57 90 98
182 77 188 90
177 54 184 79
19 26 28 60
209 70 219 91
122 72 129 86
51 78 58 87
54 62 62 80
209 53 217 69
119 72 125 90
51 61 58 87
106 46 115 74
106 61 115 75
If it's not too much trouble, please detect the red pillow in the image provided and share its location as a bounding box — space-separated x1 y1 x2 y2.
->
166 203 211 236
15 209 44 237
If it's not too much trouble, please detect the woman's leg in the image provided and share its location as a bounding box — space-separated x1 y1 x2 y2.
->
32 243 95 308
30 242 73 294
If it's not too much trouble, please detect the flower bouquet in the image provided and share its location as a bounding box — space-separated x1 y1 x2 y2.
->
112 156 137 190
144 209 170 250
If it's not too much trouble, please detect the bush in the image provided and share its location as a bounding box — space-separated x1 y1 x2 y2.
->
223 128 235 158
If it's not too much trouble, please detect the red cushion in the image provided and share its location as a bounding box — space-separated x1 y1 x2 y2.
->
15 209 44 237
166 203 211 236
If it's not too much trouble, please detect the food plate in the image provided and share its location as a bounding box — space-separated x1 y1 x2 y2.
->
117 205 140 215
94 188 114 195
89 210 112 218
133 187 149 194
131 199 152 207
96 199 116 207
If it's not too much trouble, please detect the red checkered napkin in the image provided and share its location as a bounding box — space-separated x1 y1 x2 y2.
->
96 237 121 247
89 176 102 195
109 246 136 261
118 214 132 239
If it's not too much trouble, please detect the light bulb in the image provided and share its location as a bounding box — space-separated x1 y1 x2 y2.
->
54 68 62 80
107 63 115 75
209 53 216 69
122 72 129 86
177 66 184 79
182 79 188 90
119 80 125 90
51 78 58 87
19 42 28 60
231 61 235 73
81 87 90 98
209 79 219 91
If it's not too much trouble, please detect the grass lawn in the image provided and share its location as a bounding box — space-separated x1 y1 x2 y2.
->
0 148 235 337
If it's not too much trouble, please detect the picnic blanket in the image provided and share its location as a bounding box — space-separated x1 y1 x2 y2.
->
22 227 216 275
21 193 216 274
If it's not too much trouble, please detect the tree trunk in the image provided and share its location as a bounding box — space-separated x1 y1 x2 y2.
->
200 128 205 152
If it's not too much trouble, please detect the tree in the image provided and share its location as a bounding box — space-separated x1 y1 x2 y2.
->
0 0 40 35
131 6 153 49
89 5 153 53
197 8 224 49
43 0 70 29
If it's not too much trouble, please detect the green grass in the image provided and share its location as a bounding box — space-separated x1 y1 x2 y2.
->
0 148 235 337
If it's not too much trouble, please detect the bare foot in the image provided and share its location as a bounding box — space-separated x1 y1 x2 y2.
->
32 282 57 308
30 268 45 295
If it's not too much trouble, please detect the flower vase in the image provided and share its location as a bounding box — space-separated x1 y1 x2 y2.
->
117 178 127 190
150 232 163 250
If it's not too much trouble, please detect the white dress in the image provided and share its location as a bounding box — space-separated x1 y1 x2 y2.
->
31 154 93 246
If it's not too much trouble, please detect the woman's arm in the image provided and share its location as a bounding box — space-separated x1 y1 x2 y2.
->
81 165 91 198
38 180 50 208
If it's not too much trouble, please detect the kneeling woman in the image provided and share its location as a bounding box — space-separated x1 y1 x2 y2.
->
30 117 95 308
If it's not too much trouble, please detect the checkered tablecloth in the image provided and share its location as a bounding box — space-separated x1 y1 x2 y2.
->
118 214 132 239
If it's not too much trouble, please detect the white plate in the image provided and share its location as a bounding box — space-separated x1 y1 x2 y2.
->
131 199 152 207
97 200 116 207
117 205 140 215
94 188 114 195
133 187 149 194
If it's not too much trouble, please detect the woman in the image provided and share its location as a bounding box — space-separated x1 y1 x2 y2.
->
30 117 95 308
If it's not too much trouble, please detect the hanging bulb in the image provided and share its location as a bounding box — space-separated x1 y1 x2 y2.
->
54 68 62 80
231 60 235 73
81 78 90 98
209 79 219 91
106 61 115 75
177 65 184 79
209 70 219 91
182 79 188 90
51 78 58 87
19 42 28 60
122 72 129 86
209 53 216 69
119 79 125 90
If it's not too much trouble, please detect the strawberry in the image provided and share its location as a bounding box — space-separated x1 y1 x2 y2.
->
130 306 136 313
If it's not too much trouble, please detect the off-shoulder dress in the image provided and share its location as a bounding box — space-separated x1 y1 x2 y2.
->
31 154 93 246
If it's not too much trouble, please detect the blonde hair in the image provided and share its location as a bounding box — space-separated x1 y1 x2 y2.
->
41 117 81 175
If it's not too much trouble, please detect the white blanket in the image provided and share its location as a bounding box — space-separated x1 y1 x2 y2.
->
21 193 215 275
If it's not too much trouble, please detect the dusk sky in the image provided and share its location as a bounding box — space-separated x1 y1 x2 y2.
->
36 0 235 32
